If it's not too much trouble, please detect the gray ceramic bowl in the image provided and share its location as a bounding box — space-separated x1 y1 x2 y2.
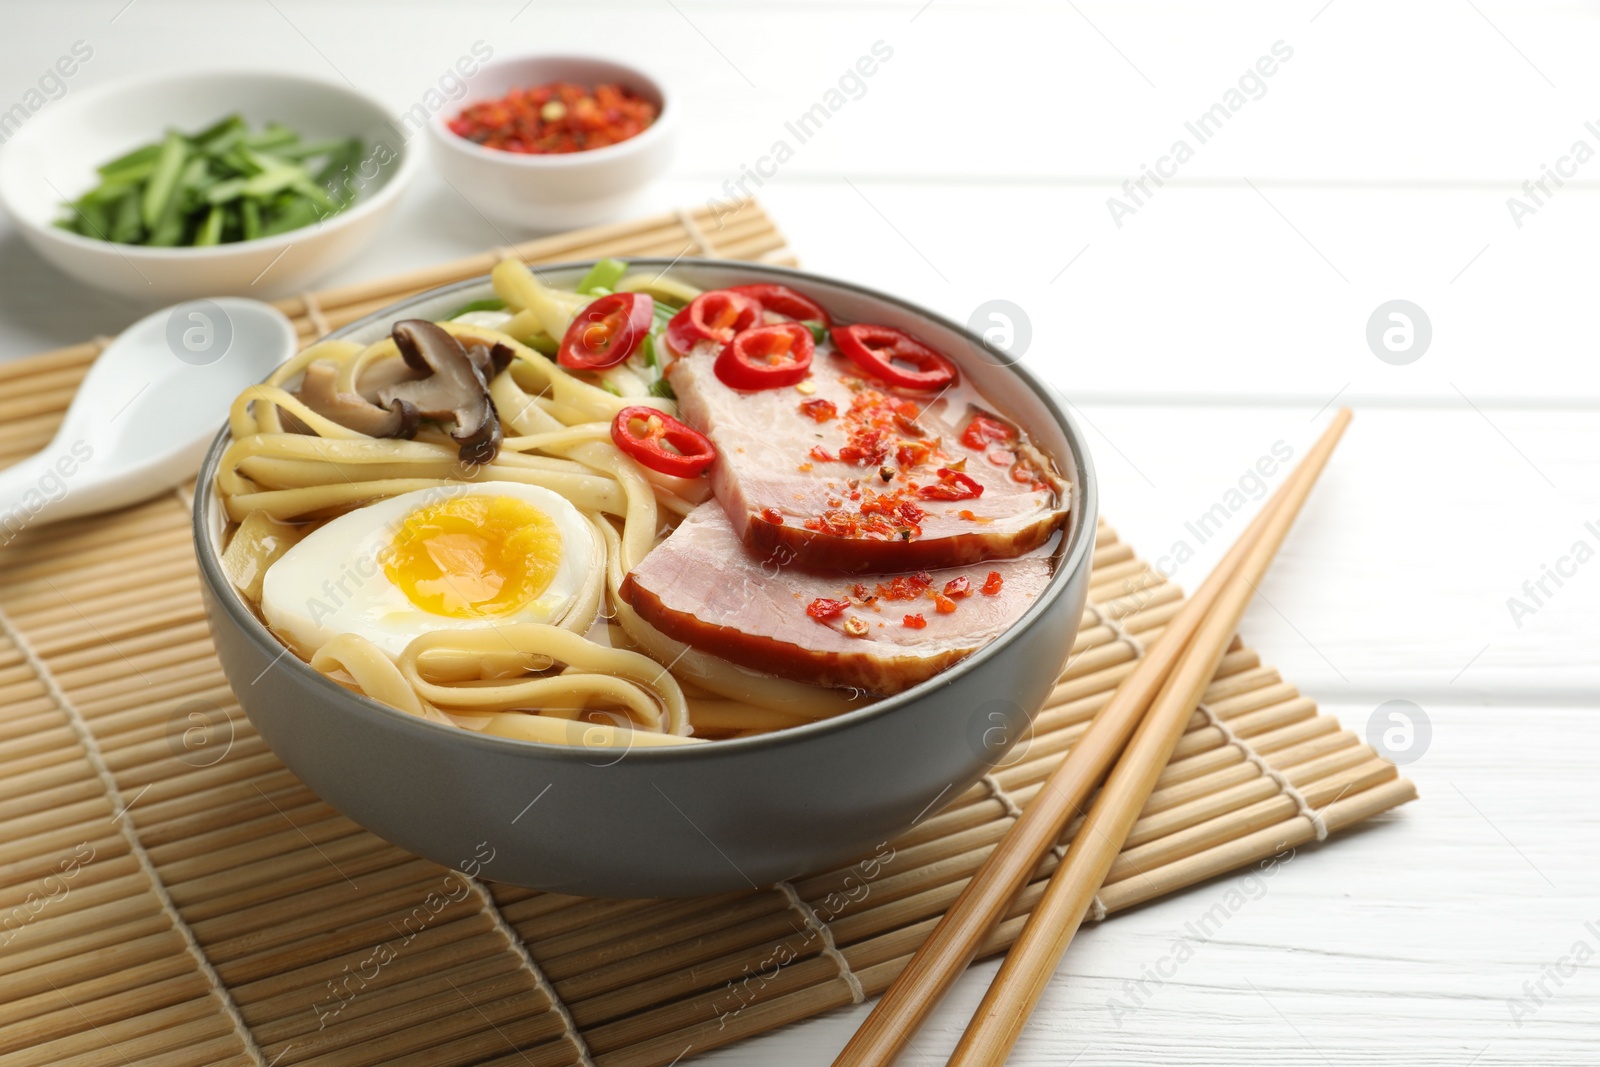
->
193 259 1099 898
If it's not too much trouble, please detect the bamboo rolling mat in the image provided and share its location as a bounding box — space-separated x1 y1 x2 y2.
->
0 202 1415 1067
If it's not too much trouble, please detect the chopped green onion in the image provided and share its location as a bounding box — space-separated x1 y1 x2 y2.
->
290 177 339 214
240 199 261 241
96 142 162 176
445 298 508 320
146 156 205 246
188 113 244 146
648 377 677 401
95 161 159 187
259 197 321 237
276 136 356 161
109 190 143 244
78 179 140 207
70 199 111 240
202 177 247 204
578 257 628 295
140 131 188 231
194 204 224 246
803 320 828 345
313 140 362 189
242 124 297 152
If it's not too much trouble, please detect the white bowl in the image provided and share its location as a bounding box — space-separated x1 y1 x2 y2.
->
0 70 419 304
427 54 675 231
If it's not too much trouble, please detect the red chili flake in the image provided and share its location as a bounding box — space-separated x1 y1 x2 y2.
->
932 592 958 614
874 572 933 601
893 411 926 438
981 571 1004 595
857 490 926 539
810 445 836 462
806 597 849 621
761 507 784 525
799 398 838 422
805 510 861 537
917 468 984 501
903 613 927 629
838 428 891 467
944 576 971 598
895 439 934 469
960 413 1015 451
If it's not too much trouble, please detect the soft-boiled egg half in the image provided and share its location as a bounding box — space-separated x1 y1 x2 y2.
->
261 482 599 658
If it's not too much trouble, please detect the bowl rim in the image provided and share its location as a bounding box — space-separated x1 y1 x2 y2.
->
0 67 421 260
192 257 1100 764
424 52 675 169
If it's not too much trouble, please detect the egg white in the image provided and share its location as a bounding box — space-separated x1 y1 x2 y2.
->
260 481 598 659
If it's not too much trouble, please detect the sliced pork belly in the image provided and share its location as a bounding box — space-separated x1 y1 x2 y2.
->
621 502 1053 694
667 345 1069 573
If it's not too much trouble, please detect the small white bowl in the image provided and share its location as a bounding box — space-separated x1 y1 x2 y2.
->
0 70 419 304
427 54 675 232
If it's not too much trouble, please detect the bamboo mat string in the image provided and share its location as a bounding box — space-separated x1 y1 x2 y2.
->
979 775 1024 820
467 875 599 1067
675 208 716 256
1086 601 1145 658
1196 702 1329 842
299 291 332 338
0 598 270 1067
776 881 865 1005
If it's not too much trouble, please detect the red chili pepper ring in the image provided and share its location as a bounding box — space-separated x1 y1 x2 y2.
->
559 292 654 370
664 290 762 355
715 322 814 390
831 323 959 391
610 405 718 478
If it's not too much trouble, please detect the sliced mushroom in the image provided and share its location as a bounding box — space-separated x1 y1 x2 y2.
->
379 320 503 465
465 341 516 383
286 359 418 438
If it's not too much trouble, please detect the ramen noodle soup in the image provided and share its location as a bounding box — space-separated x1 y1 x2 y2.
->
216 260 1071 749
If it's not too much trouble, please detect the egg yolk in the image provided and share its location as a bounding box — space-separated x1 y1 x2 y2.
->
384 495 562 618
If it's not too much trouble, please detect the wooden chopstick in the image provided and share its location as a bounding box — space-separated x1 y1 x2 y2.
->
944 408 1353 1066
831 410 1350 1067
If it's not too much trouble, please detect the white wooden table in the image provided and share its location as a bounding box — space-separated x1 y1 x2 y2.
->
4 2 1595 1063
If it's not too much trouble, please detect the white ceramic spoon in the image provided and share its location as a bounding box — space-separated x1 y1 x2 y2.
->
0 297 296 537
